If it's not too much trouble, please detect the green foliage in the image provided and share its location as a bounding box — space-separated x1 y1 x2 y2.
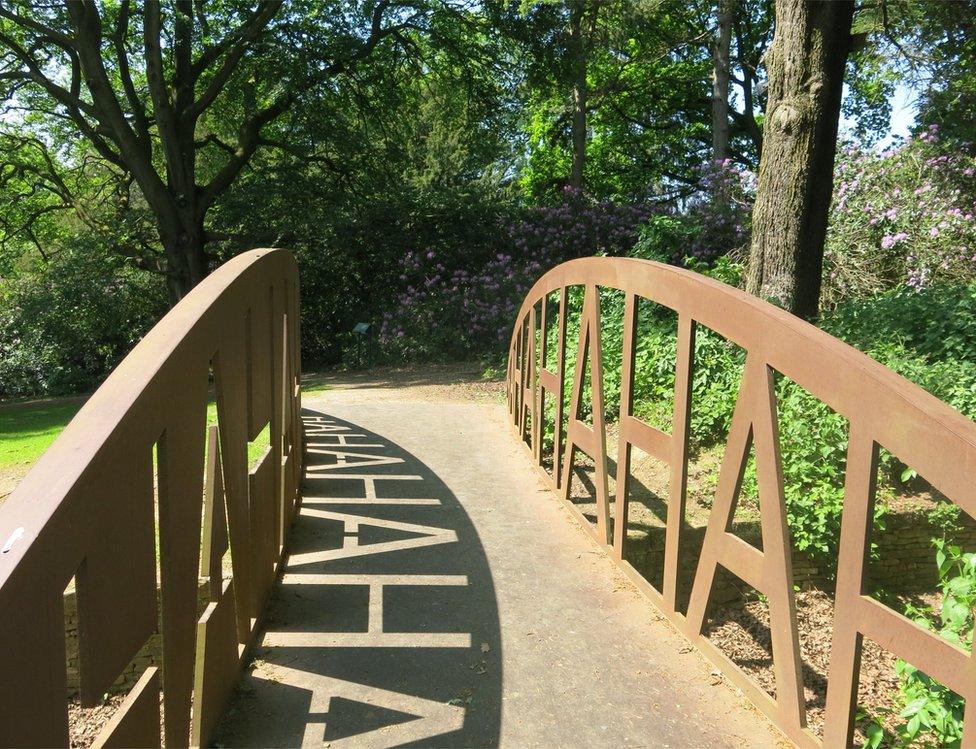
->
862 540 975 747
842 42 897 146
820 284 976 366
0 245 166 398
632 215 696 263
511 0 712 200
883 0 976 145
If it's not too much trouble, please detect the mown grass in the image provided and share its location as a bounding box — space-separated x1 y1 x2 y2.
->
0 395 279 476
0 396 87 470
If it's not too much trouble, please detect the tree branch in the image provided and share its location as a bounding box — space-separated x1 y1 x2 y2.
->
184 1 281 124
199 91 293 209
112 0 151 148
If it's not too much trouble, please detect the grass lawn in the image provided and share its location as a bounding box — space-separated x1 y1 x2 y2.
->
0 394 282 497
0 396 87 471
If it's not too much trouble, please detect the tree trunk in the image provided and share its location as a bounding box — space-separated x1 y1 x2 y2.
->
568 1 587 190
160 212 208 304
711 2 733 162
745 0 854 319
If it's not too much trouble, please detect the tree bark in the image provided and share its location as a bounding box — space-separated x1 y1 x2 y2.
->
711 1 733 162
745 0 854 319
568 0 587 190
160 211 208 304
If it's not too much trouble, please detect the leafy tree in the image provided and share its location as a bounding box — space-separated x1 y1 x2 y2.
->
206 14 519 362
726 0 772 164
888 0 976 144
0 1 441 301
506 0 712 199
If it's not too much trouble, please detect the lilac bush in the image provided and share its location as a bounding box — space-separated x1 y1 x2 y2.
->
378 188 657 358
632 159 755 266
824 126 976 305
684 159 756 262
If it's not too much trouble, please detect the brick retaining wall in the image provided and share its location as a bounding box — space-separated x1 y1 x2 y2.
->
624 511 976 605
64 580 212 697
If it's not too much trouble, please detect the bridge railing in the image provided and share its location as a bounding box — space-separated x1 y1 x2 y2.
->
506 257 976 748
0 249 302 748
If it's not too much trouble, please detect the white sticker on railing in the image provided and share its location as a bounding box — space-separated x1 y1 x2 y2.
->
2 527 24 553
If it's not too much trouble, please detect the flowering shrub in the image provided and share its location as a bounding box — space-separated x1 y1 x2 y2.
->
824 127 976 305
684 160 756 262
377 248 546 359
378 189 657 359
633 159 755 266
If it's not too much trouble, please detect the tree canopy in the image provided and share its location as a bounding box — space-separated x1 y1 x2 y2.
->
0 0 972 388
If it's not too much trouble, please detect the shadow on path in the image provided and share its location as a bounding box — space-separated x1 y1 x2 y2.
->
216 409 502 747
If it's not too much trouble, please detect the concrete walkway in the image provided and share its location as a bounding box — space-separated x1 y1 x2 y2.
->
216 383 783 748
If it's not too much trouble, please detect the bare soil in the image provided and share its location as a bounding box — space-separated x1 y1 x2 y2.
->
706 590 903 742
302 362 505 404
68 696 125 748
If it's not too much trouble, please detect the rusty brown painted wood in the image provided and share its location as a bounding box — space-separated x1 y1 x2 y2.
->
191 580 240 748
506 256 976 748
202 425 229 603
248 447 277 619
76 446 157 706
213 329 255 643
560 284 612 546
91 667 161 749
663 314 695 612
0 249 302 748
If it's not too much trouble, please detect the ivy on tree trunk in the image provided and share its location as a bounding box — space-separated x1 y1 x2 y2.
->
745 0 855 319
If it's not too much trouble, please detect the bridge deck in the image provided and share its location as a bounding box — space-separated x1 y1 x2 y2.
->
216 381 782 747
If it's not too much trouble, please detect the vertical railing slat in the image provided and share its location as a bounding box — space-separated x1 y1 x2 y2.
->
663 314 695 611
612 292 638 561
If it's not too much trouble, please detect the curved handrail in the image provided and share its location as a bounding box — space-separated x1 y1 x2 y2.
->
506 257 976 748
0 249 302 748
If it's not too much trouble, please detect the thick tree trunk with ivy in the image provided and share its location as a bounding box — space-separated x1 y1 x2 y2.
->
711 2 732 162
745 0 855 319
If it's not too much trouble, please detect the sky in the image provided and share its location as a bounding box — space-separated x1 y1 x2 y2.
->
839 80 919 149
888 83 919 140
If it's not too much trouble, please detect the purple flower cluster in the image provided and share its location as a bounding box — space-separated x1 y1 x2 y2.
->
825 126 976 300
684 159 756 261
379 189 658 356
511 186 660 261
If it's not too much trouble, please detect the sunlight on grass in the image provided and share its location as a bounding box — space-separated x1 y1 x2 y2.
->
299 377 331 398
0 397 85 470
2 396 273 474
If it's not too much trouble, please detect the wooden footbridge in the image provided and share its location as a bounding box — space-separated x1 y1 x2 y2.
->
1 249 975 748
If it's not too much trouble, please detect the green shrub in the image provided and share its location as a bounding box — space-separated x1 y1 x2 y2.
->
0 245 166 398
862 540 974 747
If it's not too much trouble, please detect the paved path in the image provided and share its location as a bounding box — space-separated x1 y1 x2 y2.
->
216 384 783 748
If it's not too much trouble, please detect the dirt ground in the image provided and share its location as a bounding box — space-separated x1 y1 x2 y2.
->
302 361 506 404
